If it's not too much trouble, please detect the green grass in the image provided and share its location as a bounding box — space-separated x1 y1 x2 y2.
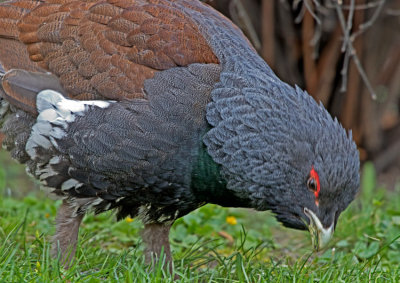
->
1 152 400 282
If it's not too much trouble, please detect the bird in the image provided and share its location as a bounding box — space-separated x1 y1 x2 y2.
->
0 0 360 270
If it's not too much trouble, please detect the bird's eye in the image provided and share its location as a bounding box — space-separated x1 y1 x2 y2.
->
307 177 317 192
308 166 321 200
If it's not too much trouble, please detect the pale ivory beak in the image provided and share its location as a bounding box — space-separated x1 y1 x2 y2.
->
304 207 334 251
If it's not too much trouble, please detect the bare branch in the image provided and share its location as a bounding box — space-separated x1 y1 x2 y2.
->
340 48 351 93
303 0 322 47
334 1 377 99
341 0 355 52
294 1 306 23
351 0 385 40
326 0 385 10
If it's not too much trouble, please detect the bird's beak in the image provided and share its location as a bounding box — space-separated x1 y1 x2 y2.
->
303 207 334 251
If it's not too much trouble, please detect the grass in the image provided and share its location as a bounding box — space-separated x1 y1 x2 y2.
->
1 152 400 282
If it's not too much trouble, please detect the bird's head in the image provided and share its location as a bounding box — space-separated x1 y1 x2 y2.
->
205 80 360 251
267 144 360 250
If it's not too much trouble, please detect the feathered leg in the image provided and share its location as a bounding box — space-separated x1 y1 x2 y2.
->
142 223 173 272
52 200 84 268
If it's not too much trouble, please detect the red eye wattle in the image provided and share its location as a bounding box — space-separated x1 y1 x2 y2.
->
308 166 320 199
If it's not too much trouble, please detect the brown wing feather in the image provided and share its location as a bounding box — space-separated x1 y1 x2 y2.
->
0 0 218 107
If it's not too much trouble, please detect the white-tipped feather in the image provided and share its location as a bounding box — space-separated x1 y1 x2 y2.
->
36 163 58 178
50 126 66 139
115 197 125 203
49 156 61 165
25 90 112 199
37 90 110 114
36 90 63 113
61 179 82 191
138 203 152 222
26 90 112 160
39 108 58 121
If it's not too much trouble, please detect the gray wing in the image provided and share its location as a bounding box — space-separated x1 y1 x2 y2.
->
26 63 220 209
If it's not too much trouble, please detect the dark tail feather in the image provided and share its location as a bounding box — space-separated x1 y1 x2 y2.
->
0 76 5 145
0 69 4 99
0 64 8 147
1 69 66 116
0 63 7 118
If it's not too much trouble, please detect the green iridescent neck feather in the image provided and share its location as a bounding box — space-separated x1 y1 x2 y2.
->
191 143 251 208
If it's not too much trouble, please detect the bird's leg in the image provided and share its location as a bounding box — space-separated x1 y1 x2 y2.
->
51 200 84 268
141 223 173 272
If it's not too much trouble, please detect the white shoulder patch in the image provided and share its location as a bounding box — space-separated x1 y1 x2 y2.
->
26 89 112 160
37 90 111 121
